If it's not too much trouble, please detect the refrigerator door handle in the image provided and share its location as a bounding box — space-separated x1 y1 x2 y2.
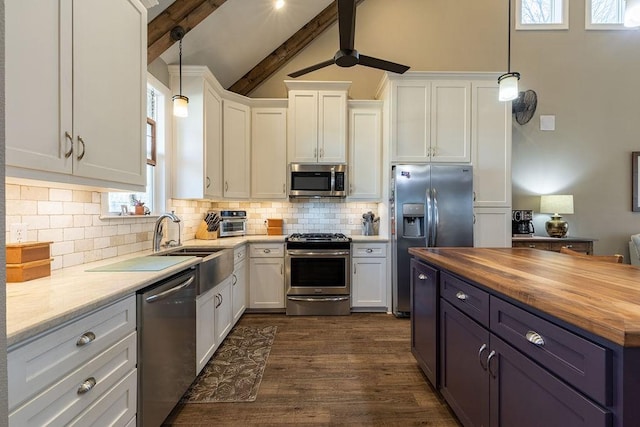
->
432 188 439 246
426 187 432 247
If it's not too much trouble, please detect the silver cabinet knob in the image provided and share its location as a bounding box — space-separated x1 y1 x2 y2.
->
77 377 96 395
264 248 271 253
526 330 545 346
418 273 427 280
455 291 468 301
76 332 96 347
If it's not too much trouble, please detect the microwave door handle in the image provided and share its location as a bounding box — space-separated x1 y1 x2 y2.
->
330 169 336 195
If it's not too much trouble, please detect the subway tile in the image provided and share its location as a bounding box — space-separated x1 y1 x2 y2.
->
51 257 63 271
103 246 118 259
84 249 103 263
102 225 119 237
84 226 102 239
74 239 94 252
22 215 50 230
7 200 37 216
63 201 84 215
51 241 74 256
91 192 101 204
49 188 73 202
110 235 125 246
6 184 20 200
38 228 64 243
73 215 94 228
84 203 101 215
117 224 131 235
38 201 64 215
62 252 84 268
50 215 74 229
21 186 49 201
94 237 111 249
72 190 92 203
63 227 85 241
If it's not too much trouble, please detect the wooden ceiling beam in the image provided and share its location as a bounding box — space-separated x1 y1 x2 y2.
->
147 0 227 64
228 0 364 96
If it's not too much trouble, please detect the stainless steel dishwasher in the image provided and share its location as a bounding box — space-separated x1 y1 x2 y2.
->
137 267 197 427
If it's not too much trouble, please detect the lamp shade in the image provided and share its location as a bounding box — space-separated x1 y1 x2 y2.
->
625 0 640 27
540 194 574 215
173 95 189 118
498 72 520 101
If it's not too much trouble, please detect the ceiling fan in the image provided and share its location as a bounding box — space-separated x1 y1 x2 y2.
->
288 0 410 78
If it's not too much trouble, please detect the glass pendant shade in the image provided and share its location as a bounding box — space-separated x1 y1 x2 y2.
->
625 0 640 27
173 95 189 118
498 72 520 101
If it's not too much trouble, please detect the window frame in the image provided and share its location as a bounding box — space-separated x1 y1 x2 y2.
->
585 0 634 30
516 0 569 30
101 73 172 218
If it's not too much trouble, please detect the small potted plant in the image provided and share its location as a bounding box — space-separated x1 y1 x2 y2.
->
130 194 145 215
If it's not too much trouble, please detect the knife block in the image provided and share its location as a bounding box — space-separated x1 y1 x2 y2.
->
195 221 218 240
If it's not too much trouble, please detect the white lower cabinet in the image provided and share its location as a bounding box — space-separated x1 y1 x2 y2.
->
351 243 388 311
232 246 248 322
249 243 285 310
196 287 217 374
214 276 234 344
474 208 512 248
8 296 137 426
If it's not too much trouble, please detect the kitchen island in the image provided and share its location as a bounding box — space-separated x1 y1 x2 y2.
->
409 247 640 427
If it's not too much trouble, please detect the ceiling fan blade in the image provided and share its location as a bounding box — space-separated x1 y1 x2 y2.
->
287 59 335 78
338 0 356 50
358 54 410 74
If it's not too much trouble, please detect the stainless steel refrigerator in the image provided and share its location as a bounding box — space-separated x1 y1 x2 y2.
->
391 164 474 316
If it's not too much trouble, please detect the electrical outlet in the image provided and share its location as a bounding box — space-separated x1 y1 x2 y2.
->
10 223 28 243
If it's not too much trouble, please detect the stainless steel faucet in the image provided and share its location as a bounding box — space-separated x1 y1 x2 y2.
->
153 211 181 252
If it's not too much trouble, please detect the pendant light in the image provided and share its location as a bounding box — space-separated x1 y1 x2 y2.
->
498 0 520 102
171 26 189 117
625 0 640 27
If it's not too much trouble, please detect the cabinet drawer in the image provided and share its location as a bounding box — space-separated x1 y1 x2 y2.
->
234 245 247 264
440 273 489 327
250 243 284 258
8 295 136 410
490 296 610 406
549 241 590 253
9 332 136 426
512 241 551 251
352 242 386 257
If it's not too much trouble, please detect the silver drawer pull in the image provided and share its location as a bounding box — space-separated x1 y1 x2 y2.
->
528 244 536 248
478 344 488 370
77 377 96 395
487 350 497 378
526 330 545 346
263 248 271 254
418 273 427 280
366 248 373 253
455 291 468 301
76 332 96 347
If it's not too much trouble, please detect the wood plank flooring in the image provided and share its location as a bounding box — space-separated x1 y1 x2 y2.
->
164 313 460 426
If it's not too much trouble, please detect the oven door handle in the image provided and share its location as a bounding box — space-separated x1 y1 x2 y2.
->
287 296 350 302
286 250 350 256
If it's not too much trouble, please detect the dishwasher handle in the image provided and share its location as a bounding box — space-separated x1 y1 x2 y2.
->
145 276 195 303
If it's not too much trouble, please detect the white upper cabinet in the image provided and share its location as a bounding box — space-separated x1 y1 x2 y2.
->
471 81 512 208
348 102 382 200
6 0 146 190
223 100 251 199
251 106 288 199
389 78 470 163
285 81 350 164
170 66 223 199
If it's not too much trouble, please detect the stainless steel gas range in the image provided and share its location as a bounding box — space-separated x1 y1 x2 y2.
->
285 233 352 315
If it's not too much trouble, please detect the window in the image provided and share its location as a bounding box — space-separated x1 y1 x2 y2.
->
516 0 569 30
104 74 170 216
586 0 633 29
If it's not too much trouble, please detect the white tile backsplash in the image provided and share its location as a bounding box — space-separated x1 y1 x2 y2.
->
6 182 381 271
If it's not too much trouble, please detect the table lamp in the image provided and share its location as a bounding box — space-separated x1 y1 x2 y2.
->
540 195 574 238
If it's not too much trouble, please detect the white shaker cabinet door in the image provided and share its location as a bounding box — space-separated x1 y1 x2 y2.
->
251 108 287 199
72 0 146 185
348 105 382 200
223 100 251 199
430 81 471 163
474 208 511 248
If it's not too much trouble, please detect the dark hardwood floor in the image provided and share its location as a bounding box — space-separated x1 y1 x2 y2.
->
164 313 460 426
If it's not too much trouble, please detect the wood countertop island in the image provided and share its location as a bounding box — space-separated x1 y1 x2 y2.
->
409 247 640 347
409 247 640 427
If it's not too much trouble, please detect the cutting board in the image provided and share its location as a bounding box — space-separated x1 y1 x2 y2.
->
86 256 195 272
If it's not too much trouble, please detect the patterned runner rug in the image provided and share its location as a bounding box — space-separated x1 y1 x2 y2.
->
181 325 277 403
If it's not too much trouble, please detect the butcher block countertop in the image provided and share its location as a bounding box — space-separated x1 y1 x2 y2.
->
409 247 640 347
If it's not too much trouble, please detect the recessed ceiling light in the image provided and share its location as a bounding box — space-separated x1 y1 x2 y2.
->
274 0 285 10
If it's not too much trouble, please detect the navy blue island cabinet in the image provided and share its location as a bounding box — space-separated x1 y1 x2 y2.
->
410 248 640 427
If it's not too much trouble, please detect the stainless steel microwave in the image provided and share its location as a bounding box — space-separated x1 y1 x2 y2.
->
289 164 347 198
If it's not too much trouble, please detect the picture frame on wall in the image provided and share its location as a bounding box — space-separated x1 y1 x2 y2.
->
633 152 640 212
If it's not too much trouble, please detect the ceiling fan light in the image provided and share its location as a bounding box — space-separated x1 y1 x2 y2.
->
173 95 189 117
625 0 640 27
498 72 520 102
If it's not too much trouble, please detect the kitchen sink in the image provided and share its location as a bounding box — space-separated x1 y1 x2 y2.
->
150 246 233 295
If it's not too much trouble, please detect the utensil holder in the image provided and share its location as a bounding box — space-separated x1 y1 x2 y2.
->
195 221 218 240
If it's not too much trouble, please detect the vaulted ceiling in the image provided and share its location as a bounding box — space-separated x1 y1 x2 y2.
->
147 0 342 96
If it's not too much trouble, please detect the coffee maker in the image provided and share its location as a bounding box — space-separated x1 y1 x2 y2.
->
512 210 534 236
